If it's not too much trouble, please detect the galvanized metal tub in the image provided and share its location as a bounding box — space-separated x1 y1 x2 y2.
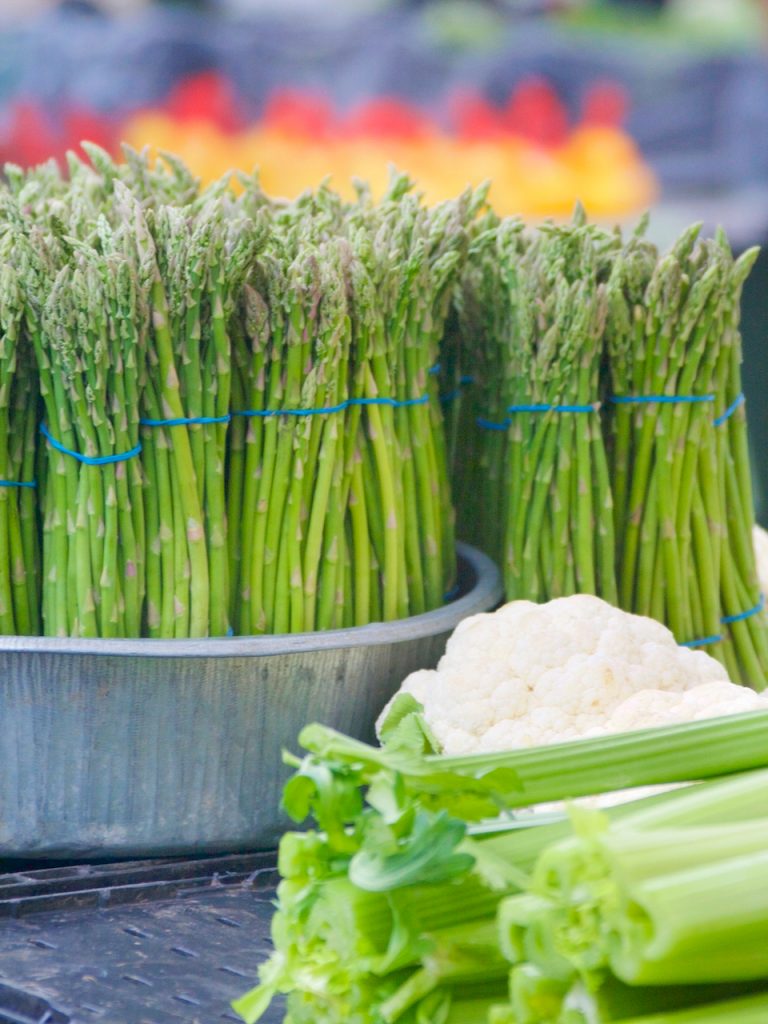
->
0 542 501 859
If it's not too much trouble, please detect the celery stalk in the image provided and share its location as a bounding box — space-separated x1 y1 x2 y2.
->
616 765 768 830
296 711 768 821
529 820 768 985
560 976 768 1024
379 923 508 1024
610 848 768 984
497 966 767 1023
618 993 768 1024
443 996 505 1024
510 962 571 1023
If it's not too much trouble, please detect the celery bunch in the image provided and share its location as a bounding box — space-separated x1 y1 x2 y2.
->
496 768 768 1021
235 709 768 1023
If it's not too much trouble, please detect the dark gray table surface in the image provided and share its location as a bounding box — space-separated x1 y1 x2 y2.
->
0 854 282 1024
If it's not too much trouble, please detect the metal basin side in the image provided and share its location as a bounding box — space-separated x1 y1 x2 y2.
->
0 543 502 859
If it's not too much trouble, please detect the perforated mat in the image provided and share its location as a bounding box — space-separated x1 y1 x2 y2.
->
0 853 282 1024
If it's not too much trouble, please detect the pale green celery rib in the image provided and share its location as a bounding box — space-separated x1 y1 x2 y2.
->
616 766 768 830
297 871 501 950
380 920 511 1022
529 823 768 985
443 995 506 1024
510 961 570 1022
617 992 768 1024
464 784 717 877
468 766 768 842
534 819 768 909
424 711 768 808
600 820 768 885
497 893 557 966
563 976 768 1023
305 879 393 955
393 874 503 931
296 713 768 815
464 788 697 869
467 769 768 899
380 951 509 1024
610 849 768 985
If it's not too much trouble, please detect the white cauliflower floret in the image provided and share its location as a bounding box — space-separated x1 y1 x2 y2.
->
604 680 768 733
378 594 766 755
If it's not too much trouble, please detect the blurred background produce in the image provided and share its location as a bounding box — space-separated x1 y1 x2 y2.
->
1 0 768 508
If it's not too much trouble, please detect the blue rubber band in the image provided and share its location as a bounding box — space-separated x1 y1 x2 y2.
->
233 394 429 419
680 634 722 649
141 414 231 427
508 403 598 414
440 375 475 406
477 402 599 430
611 394 715 405
714 393 745 427
353 395 428 410
443 582 461 602
477 415 510 431
721 594 765 625
0 479 36 488
681 595 765 647
428 363 442 376
40 423 142 466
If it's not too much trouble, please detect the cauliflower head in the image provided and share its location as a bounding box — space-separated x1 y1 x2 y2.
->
378 594 768 755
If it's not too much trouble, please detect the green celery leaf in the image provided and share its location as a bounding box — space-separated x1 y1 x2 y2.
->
459 835 530 892
366 770 413 824
350 811 475 891
378 693 442 756
281 757 363 845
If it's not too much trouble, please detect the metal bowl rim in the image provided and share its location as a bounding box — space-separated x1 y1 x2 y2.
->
0 542 502 658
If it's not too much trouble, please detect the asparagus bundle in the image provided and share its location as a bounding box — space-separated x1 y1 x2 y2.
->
0 251 39 634
346 180 470 619
452 213 520 555
142 189 259 637
229 234 352 635
228 176 470 632
9 185 150 637
0 158 467 637
606 226 768 685
711 238 768 683
506 221 617 603
457 213 618 602
607 226 726 644
454 212 767 686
